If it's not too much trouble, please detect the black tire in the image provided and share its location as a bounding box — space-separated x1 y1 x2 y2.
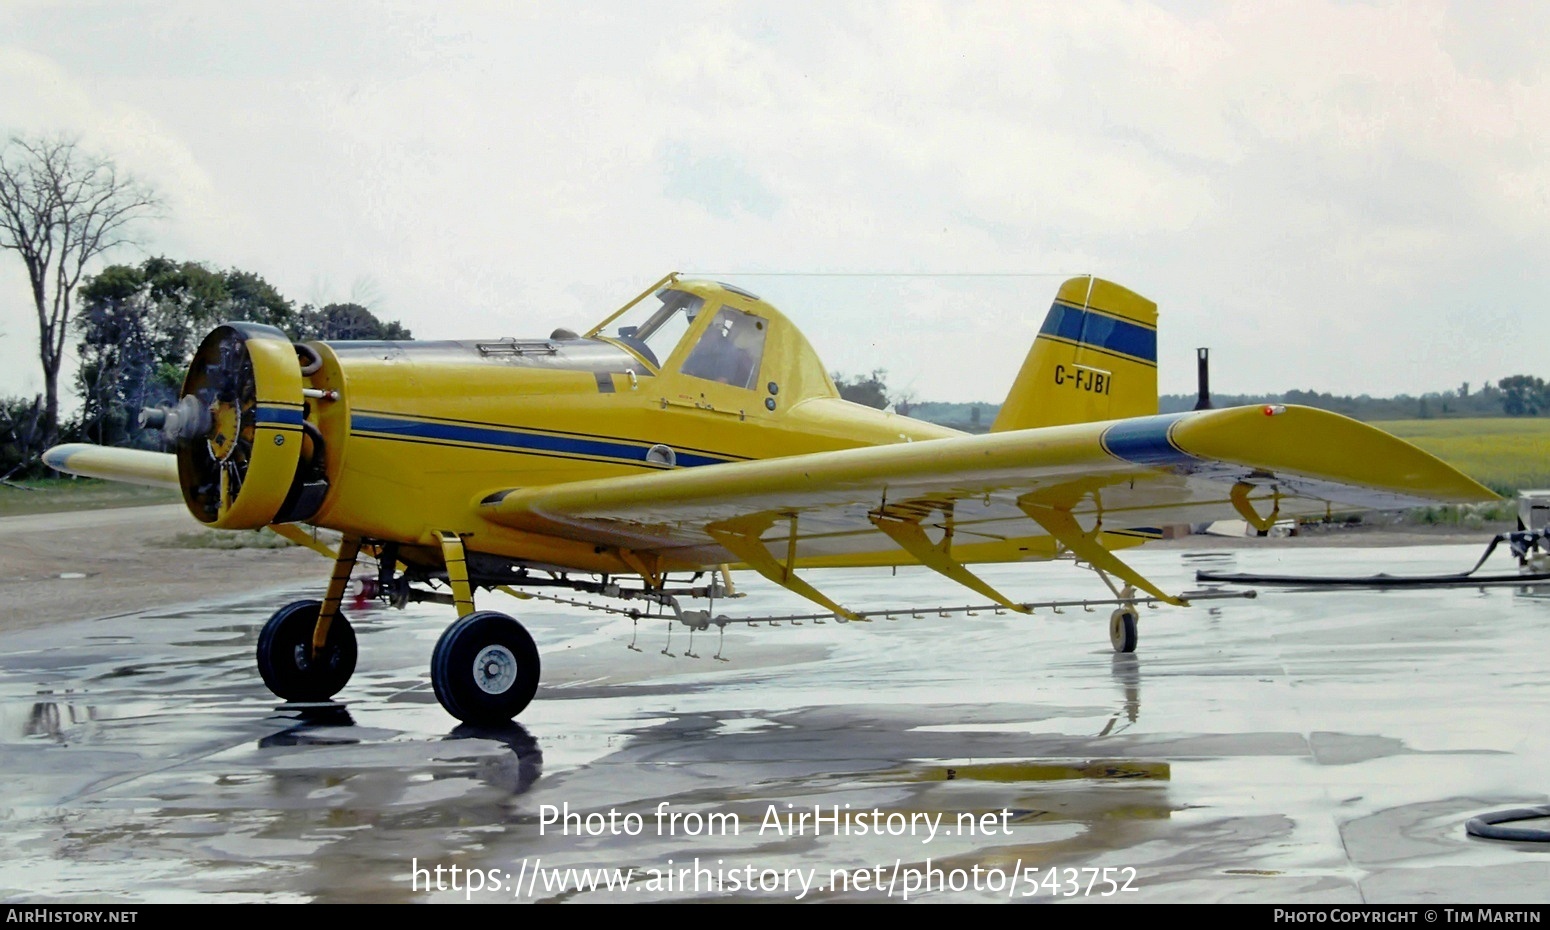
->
257 599 357 702
1109 607 1139 654
431 611 541 725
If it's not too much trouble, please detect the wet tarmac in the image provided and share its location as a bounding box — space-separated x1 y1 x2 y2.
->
2 543 1549 903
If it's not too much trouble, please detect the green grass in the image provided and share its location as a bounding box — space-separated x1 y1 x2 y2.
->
1373 418 1550 495
151 529 298 550
0 477 180 517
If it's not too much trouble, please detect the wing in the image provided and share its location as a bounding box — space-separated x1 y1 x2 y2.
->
479 405 1495 615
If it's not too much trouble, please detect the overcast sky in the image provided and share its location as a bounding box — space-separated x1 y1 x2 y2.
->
3 0 1549 406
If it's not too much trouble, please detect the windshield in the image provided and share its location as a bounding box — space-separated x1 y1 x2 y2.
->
606 288 704 369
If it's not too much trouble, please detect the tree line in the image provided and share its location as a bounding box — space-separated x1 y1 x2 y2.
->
72 257 410 449
1156 380 1541 421
834 374 1550 432
3 255 411 474
0 134 408 479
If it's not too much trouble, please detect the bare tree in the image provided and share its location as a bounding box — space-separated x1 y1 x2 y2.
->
0 135 159 448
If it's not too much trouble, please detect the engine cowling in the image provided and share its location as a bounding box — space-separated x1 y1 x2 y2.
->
154 323 321 529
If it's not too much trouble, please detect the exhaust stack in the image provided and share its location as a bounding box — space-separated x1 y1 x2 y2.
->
1193 347 1213 411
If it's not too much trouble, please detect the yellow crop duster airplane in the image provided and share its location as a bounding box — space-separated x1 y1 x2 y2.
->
45 273 1494 725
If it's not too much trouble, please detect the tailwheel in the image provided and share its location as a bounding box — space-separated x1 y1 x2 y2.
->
257 599 358 702
431 611 541 725
1109 606 1139 654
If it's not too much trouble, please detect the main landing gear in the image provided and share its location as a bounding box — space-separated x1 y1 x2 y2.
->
430 611 541 725
258 536 366 704
257 599 357 701
255 532 542 725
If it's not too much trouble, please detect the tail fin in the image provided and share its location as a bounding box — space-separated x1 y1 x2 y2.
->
990 276 1158 432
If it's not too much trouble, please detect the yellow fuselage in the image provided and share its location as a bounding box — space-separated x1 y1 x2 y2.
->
303 280 957 575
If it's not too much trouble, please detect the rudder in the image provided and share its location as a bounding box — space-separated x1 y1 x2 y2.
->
991 276 1158 431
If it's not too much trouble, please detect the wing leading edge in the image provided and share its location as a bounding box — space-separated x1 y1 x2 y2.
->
479 405 1495 611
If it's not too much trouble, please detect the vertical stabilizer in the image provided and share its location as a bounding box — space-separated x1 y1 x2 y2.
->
990 276 1158 432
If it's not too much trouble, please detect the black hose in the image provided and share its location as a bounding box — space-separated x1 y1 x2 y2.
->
1198 529 1550 588
301 420 327 473
295 343 323 376
1466 806 1550 842
1195 569 1550 588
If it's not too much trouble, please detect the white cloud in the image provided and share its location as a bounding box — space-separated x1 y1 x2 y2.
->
1 0 1549 407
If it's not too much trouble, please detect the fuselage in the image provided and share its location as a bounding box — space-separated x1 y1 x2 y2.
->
301 279 958 574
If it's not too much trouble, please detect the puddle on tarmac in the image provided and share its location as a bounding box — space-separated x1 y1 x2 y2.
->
0 545 1547 901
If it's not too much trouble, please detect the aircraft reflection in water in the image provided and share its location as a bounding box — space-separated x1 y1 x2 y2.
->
1103 654 1141 736
22 701 98 742
44 274 1495 724
260 709 544 800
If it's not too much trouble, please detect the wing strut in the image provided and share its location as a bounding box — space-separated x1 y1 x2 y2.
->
706 514 863 621
1017 500 1187 606
1230 481 1282 533
616 548 665 589
868 511 1030 613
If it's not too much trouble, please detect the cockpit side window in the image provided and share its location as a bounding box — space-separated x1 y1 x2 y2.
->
681 308 767 390
613 289 704 369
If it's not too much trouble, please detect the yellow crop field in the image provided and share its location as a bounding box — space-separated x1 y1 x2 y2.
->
1373 418 1550 494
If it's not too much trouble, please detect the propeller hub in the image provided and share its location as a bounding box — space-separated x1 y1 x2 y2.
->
138 393 212 444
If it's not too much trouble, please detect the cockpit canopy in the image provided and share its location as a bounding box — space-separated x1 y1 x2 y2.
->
589 278 835 403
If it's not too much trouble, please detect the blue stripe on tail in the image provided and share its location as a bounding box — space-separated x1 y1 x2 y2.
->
1039 301 1157 363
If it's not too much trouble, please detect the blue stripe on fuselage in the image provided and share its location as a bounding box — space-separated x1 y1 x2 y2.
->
350 413 731 468
255 405 304 427
1039 301 1156 363
1100 413 1197 467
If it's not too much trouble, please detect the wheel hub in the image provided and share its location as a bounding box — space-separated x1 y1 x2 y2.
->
473 644 518 694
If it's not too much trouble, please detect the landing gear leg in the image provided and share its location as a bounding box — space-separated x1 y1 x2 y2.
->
429 532 543 724
437 531 475 617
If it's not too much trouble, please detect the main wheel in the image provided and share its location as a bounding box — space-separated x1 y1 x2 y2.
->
431 611 541 725
1109 606 1139 654
257 599 357 702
